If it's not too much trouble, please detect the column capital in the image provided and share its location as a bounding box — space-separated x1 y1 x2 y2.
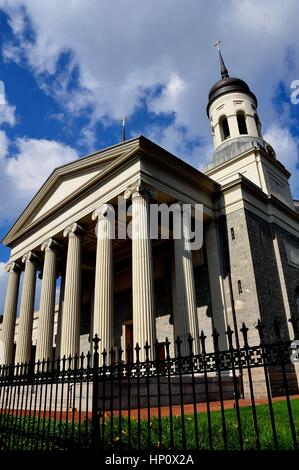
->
4 261 22 273
124 178 155 200
41 237 63 252
63 222 84 238
22 251 39 265
92 203 114 221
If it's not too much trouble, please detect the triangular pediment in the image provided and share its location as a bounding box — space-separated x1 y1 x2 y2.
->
31 167 105 223
3 138 141 245
2 135 217 247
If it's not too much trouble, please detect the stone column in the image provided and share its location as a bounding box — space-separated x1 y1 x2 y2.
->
205 220 228 351
173 211 199 356
55 271 65 359
60 223 83 358
92 204 114 361
1 262 22 365
125 180 156 361
35 239 60 362
15 252 38 364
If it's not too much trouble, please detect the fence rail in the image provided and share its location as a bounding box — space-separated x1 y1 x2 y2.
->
0 317 299 451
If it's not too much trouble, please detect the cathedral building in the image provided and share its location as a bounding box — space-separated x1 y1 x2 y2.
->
0 50 299 382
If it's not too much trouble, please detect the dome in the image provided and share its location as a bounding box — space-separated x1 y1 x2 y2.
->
207 50 257 115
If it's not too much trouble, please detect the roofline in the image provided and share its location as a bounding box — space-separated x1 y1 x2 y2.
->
205 140 291 179
1 137 142 245
2 135 218 247
221 173 299 222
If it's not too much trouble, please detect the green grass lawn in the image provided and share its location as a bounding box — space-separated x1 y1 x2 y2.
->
0 399 298 451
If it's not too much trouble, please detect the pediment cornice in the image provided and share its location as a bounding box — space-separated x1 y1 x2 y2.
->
2 138 141 246
2 136 219 247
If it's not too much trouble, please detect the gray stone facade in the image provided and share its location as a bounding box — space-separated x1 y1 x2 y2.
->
245 210 287 341
223 208 261 344
274 224 299 319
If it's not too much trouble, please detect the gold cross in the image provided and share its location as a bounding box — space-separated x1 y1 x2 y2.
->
214 40 222 51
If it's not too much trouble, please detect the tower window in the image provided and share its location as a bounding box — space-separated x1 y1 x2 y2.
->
230 227 236 241
219 115 230 141
254 114 262 138
238 280 243 295
237 111 248 135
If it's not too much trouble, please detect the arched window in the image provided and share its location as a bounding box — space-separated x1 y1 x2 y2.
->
219 116 230 141
254 113 262 137
237 111 248 135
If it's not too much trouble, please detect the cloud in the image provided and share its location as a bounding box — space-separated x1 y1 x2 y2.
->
0 81 16 126
0 137 78 224
1 0 299 152
0 1 299 189
7 138 78 193
0 79 78 224
264 124 299 198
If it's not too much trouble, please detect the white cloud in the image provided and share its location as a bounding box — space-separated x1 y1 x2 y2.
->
0 136 78 224
0 79 78 224
1 0 299 171
264 124 299 197
149 73 186 116
7 138 78 193
0 1 298 191
0 81 15 126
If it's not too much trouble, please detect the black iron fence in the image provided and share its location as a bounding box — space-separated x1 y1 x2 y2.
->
0 317 299 451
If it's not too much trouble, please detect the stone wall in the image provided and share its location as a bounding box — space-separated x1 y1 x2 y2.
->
274 223 299 324
224 208 261 345
245 210 287 341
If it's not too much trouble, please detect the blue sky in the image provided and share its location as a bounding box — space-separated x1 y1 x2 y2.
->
0 0 299 311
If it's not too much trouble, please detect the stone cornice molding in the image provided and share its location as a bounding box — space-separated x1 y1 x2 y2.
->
124 178 156 200
4 261 22 273
63 222 84 238
2 139 141 247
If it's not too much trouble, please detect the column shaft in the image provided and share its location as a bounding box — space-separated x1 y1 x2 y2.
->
55 272 65 359
60 224 82 358
132 192 156 361
36 241 57 361
174 234 199 355
1 263 21 365
92 207 113 359
15 254 37 364
205 221 228 350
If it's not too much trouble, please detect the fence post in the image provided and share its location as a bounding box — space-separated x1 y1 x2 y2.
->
92 334 101 450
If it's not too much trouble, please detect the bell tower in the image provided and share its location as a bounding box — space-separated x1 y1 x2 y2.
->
204 43 295 210
208 42 262 151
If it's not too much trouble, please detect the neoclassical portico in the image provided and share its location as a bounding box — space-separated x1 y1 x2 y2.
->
0 137 230 366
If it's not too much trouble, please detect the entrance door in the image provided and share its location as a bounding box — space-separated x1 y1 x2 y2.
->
124 321 133 362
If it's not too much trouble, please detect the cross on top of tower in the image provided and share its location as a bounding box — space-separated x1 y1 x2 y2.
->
214 40 229 79
214 40 222 51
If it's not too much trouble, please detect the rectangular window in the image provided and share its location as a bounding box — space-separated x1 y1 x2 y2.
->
238 280 243 295
230 227 235 241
